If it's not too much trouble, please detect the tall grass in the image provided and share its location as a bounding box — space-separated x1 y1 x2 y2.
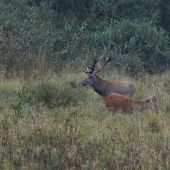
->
0 71 170 169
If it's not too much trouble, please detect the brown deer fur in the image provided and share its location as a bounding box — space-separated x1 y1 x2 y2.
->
82 73 135 97
104 93 158 113
82 57 135 97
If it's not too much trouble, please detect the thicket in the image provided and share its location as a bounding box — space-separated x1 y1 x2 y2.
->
12 80 87 111
0 0 170 77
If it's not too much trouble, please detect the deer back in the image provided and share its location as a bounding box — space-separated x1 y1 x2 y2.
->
107 80 135 97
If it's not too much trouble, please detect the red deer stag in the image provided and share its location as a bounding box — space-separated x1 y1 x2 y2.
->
82 56 135 97
104 93 158 113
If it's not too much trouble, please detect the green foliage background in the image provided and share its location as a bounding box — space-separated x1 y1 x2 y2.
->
0 0 170 77
1 1 170 169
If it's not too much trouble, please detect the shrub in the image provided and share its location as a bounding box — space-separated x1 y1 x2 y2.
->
81 20 170 74
13 80 87 109
122 53 144 76
28 0 160 22
31 81 87 108
160 0 170 35
1 0 170 77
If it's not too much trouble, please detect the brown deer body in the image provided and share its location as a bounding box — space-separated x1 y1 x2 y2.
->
82 73 135 97
104 93 158 113
82 57 135 97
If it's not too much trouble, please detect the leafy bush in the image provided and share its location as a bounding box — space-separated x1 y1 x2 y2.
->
111 20 170 74
28 0 160 22
15 82 87 107
0 0 170 77
34 83 77 107
160 0 170 35
79 20 170 74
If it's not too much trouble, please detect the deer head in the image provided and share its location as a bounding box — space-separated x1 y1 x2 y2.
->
82 56 112 87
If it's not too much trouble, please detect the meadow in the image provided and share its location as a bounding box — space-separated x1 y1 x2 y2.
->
0 71 170 170
1 0 170 169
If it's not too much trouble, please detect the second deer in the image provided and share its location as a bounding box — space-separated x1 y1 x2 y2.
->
104 93 158 113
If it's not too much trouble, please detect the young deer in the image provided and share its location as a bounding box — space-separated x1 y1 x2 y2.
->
82 56 135 97
104 93 158 113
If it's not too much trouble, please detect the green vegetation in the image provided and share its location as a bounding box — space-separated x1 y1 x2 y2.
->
0 0 170 77
0 0 170 169
18 80 87 108
0 72 170 169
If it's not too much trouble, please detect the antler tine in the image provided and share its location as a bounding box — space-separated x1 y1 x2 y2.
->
86 64 93 70
83 58 98 74
94 55 112 73
91 58 98 69
107 55 112 62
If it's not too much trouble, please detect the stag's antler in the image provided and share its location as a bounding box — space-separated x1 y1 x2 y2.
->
94 55 112 73
84 56 112 74
84 58 98 73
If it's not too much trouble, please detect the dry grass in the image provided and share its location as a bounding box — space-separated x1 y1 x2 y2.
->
0 72 170 170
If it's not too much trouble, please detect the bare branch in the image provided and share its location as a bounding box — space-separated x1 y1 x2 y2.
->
83 56 112 74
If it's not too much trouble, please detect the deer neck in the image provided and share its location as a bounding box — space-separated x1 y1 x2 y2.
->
92 74 107 96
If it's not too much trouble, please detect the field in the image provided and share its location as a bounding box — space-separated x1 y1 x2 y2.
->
1 0 170 169
0 71 170 170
